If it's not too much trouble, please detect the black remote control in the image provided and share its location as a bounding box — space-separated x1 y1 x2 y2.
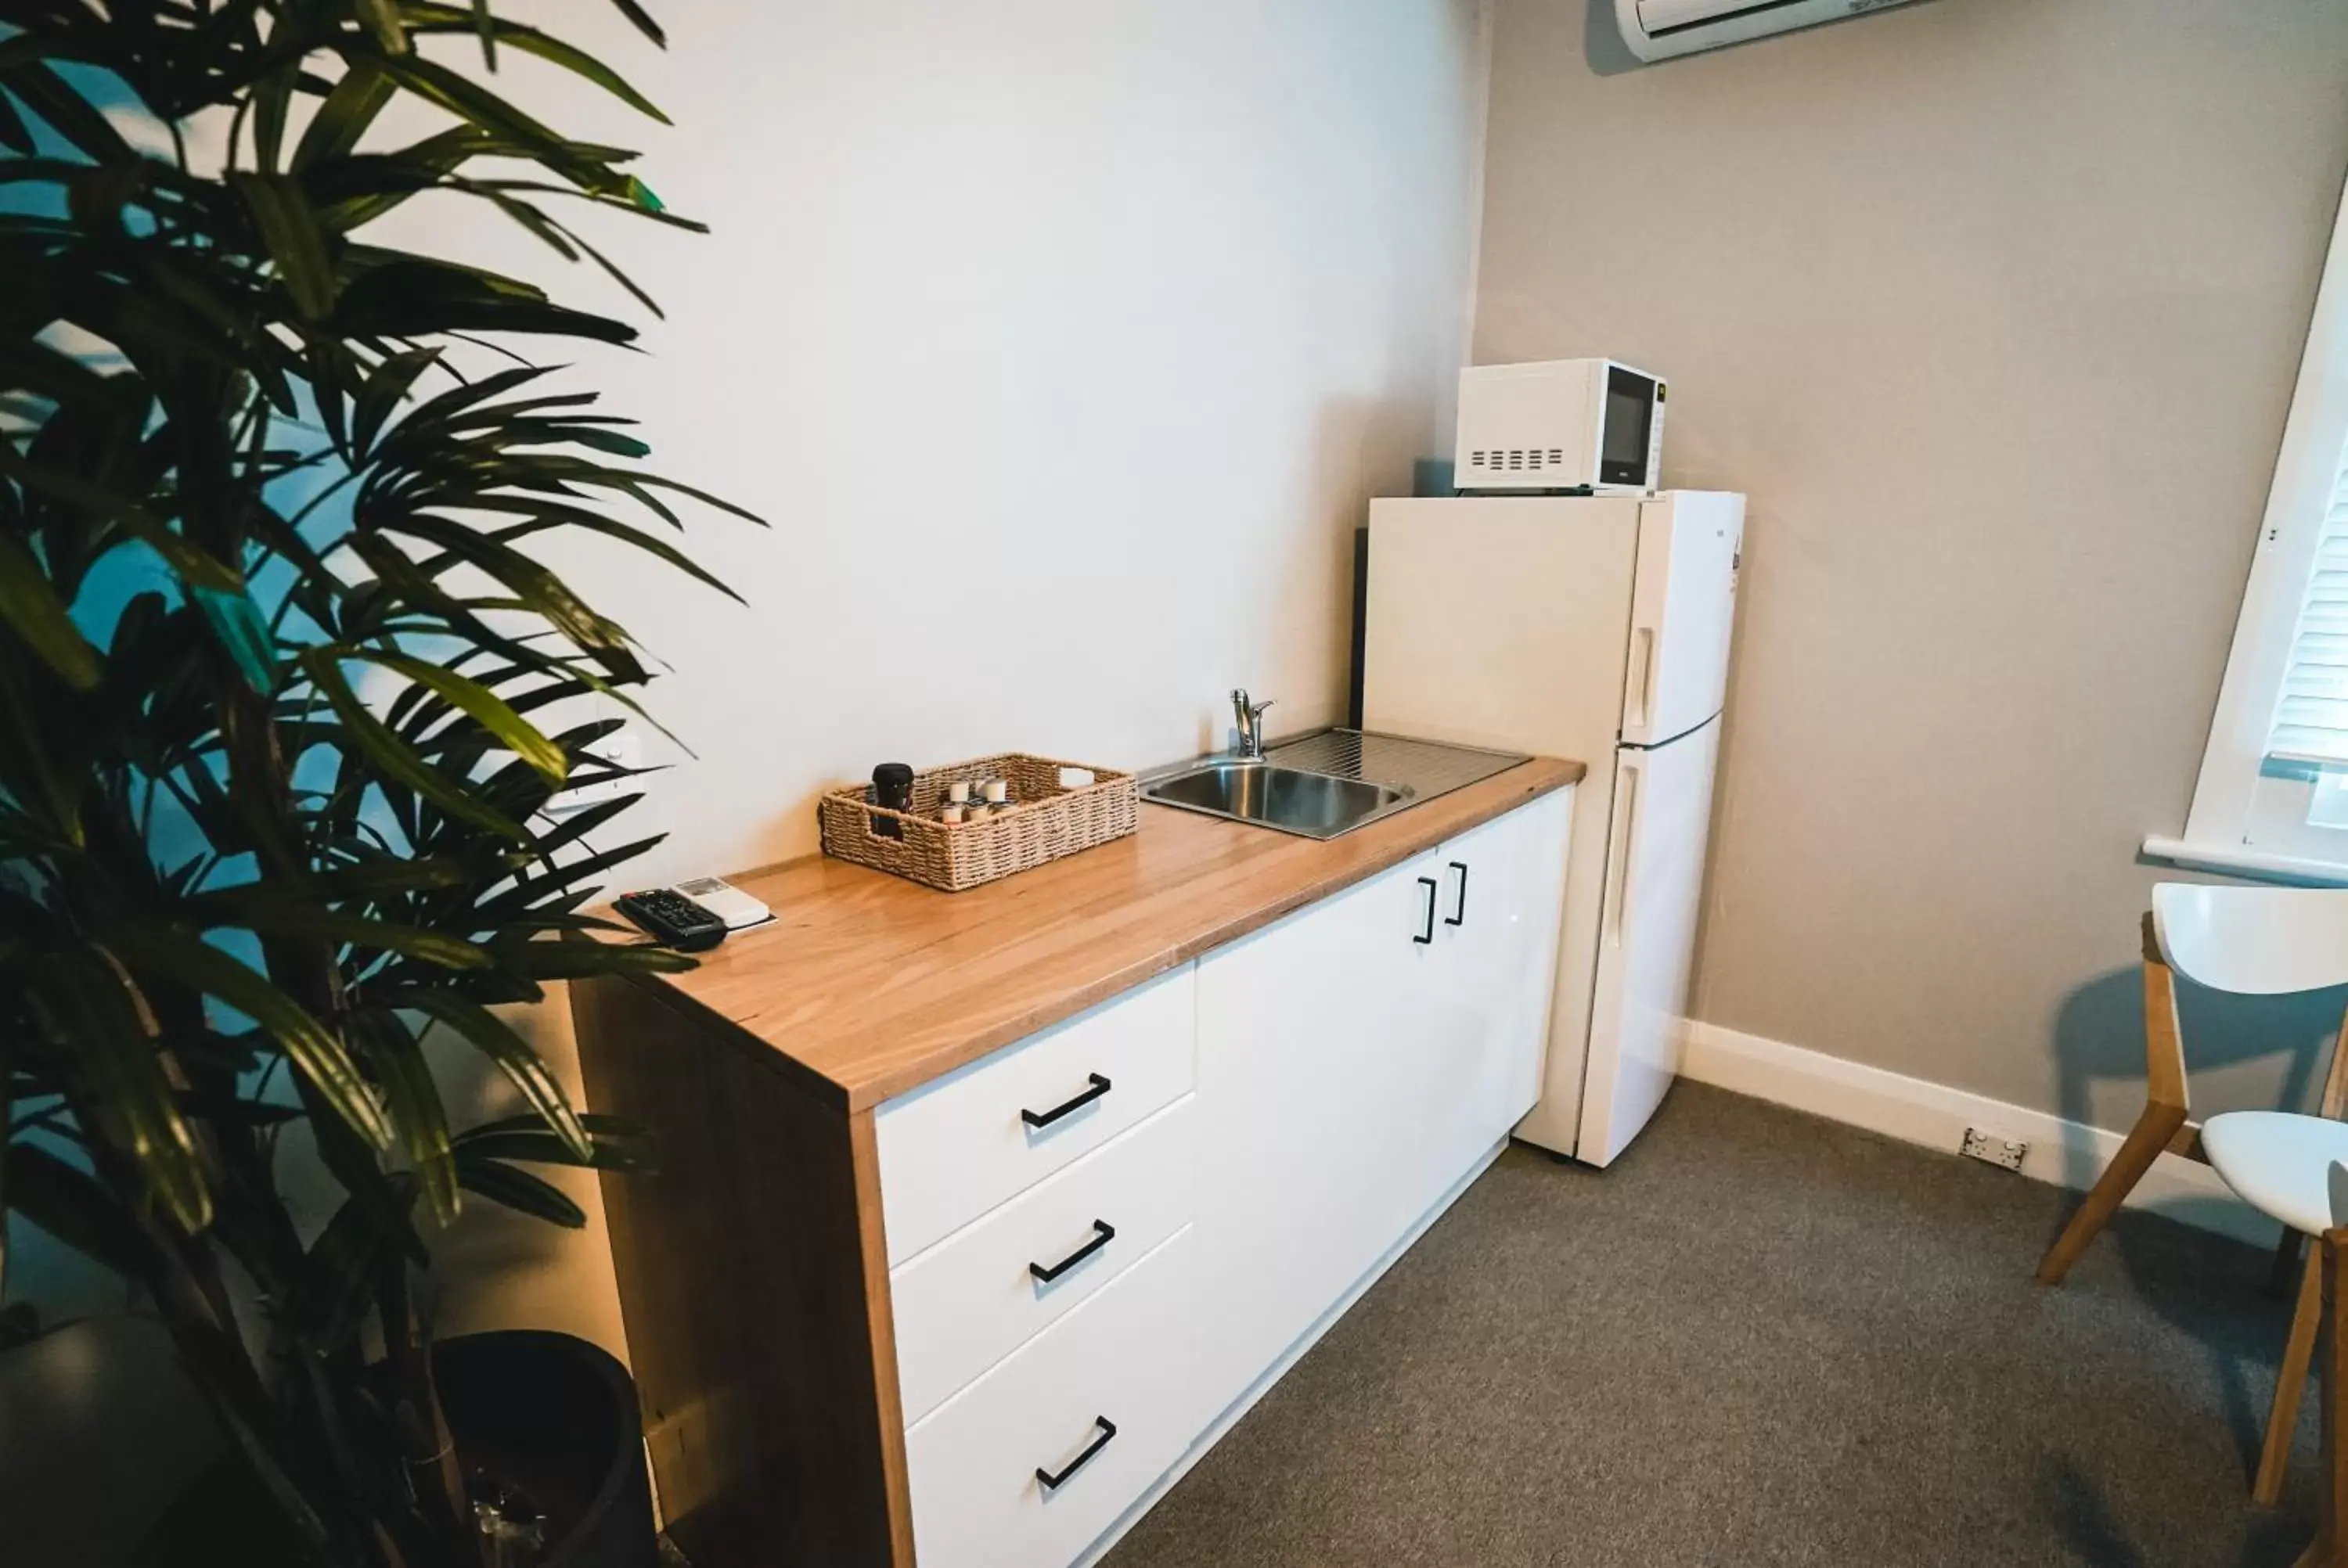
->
614 888 729 952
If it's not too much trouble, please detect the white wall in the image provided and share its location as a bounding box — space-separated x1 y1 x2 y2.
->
451 0 1493 887
430 0 1491 1354
10 2 1495 1372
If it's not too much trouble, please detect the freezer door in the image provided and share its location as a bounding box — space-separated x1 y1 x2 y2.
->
1363 496 1641 761
1576 717 1721 1167
1619 492 1745 746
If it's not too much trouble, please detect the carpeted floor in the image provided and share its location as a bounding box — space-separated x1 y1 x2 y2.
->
1100 1084 2321 1568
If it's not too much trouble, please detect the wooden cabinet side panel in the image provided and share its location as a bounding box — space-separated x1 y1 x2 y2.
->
850 1106 919 1566
572 976 909 1566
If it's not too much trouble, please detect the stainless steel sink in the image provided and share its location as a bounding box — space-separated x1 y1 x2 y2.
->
1144 762 1412 837
1140 729 1532 840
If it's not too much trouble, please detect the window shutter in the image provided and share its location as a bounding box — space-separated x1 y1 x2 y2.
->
2268 441 2348 765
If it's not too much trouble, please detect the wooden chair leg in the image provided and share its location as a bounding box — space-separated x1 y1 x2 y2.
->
2035 1103 2188 1286
2260 1246 2327 1506
2039 930 2199 1287
2274 1000 2348 1534
2294 1229 2348 1566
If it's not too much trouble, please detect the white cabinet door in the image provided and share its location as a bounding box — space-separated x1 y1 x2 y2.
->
1191 847 1453 1422
1429 786 1573 1185
1377 788 1575 1232
1187 793 1576 1435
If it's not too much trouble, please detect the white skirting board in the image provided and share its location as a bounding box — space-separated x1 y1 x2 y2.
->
1678 1020 2274 1249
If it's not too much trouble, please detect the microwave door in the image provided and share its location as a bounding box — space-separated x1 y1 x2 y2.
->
1598 364 1657 490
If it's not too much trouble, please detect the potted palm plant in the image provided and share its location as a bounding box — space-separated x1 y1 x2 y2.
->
0 2 756 1563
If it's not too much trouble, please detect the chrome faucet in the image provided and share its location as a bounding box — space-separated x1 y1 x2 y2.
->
1231 689 1275 761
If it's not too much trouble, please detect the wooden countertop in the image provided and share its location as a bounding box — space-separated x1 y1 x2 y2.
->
619 756 1584 1111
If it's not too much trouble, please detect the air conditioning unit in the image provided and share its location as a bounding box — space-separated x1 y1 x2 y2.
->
1614 0 1928 63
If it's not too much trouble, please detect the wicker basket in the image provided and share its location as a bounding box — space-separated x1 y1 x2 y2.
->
817 753 1138 892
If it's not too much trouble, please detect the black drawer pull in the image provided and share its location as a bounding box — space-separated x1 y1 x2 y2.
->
1413 876 1438 944
1022 1073 1111 1129
1029 1220 1116 1284
1035 1416 1118 1491
1445 861 1468 928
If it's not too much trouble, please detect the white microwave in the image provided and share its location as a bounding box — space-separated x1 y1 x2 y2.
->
1454 358 1666 494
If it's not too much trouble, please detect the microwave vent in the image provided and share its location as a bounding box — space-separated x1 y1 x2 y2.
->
1466 449 1568 473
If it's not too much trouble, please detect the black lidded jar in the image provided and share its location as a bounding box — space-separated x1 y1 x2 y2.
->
871 762 915 838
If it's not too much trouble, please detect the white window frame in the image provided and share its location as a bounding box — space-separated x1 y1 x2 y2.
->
2149 174 2348 885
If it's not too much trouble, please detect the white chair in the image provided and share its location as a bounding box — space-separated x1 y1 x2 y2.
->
2036 883 2348 1504
2203 1113 2348 1564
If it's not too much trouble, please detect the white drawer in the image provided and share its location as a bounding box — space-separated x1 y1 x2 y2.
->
877 968 1195 1265
906 1228 1199 1568
891 1096 1195 1426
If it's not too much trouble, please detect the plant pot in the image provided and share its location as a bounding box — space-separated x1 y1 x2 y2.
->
435 1331 657 1568
138 1330 655 1568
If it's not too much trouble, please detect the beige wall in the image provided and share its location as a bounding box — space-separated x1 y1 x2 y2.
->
1477 0 2348 1131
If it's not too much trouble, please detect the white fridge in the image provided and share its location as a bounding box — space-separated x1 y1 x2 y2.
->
1362 491 1745 1167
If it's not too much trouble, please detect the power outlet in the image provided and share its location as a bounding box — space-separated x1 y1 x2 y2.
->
542 728 642 818
1959 1127 2027 1172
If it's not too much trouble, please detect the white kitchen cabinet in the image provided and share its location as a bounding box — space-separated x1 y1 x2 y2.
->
877 967 1195 1266
905 1230 1201 1568
1190 786 1574 1426
1191 843 1455 1419
581 779 1576 1568
1429 788 1575 1183
890 1098 1197 1426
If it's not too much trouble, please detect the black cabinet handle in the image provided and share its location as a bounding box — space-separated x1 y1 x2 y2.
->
1445 861 1468 928
1022 1073 1111 1129
1414 876 1438 944
1035 1416 1118 1490
1029 1220 1115 1284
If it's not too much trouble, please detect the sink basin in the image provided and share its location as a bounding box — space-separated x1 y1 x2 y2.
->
1142 762 1413 840
1142 730 1533 840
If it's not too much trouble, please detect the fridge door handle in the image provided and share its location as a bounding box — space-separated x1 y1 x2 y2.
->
1604 761 1641 948
1626 626 1655 733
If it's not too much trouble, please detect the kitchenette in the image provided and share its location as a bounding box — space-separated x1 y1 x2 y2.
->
575 750 1581 1568
17 5 2340 1566
573 363 1747 1568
